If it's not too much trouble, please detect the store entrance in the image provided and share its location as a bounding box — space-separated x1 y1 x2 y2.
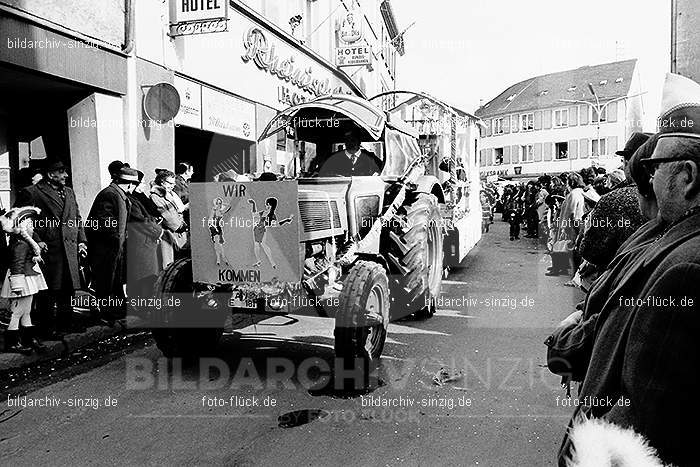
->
0 65 94 206
175 126 255 182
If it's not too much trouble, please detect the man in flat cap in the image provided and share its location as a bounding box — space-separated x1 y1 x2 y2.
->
558 73 700 467
86 166 139 323
16 160 88 337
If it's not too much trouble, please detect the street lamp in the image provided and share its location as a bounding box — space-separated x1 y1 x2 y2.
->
559 86 647 164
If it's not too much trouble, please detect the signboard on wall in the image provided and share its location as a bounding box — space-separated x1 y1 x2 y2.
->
190 181 301 284
173 75 202 128
335 9 371 67
169 0 228 37
201 86 256 141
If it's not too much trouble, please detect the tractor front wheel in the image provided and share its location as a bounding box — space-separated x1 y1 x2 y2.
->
151 258 225 358
334 260 390 362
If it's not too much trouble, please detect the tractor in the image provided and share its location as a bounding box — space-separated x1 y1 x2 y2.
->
150 94 448 364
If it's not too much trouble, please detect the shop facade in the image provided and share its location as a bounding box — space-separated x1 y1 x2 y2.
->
0 2 130 212
134 0 364 182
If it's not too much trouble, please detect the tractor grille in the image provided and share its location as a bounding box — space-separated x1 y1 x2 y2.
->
299 200 342 233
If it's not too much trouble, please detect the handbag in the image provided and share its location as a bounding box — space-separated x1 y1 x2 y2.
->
551 239 572 253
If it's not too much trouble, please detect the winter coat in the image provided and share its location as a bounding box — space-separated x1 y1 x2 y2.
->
86 183 131 294
149 186 185 233
554 187 585 243
126 191 162 286
173 175 189 206
7 236 41 277
15 181 87 290
558 211 700 467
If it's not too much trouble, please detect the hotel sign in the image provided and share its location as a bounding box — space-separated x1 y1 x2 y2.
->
336 10 371 67
169 0 228 37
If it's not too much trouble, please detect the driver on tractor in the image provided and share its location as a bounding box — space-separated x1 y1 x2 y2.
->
317 128 382 177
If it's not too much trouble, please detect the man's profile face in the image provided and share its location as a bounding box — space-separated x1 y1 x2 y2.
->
652 137 688 222
47 169 68 186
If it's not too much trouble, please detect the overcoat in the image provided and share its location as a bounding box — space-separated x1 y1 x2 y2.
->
86 183 131 295
126 191 162 290
558 211 700 467
16 181 87 290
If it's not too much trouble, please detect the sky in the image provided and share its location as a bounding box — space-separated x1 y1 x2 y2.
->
393 0 671 130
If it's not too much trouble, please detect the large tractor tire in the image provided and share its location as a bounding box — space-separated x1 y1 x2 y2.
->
384 192 444 320
334 260 390 362
151 258 225 358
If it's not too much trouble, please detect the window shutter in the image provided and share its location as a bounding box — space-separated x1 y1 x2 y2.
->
569 139 579 159
503 115 510 133
534 143 543 162
534 111 542 130
512 145 519 163
544 142 553 161
579 138 590 158
503 146 511 164
569 106 578 126
511 115 519 133
543 110 552 129
487 148 493 165
607 101 618 122
579 105 589 125
607 136 618 155
479 149 484 166
486 120 492 136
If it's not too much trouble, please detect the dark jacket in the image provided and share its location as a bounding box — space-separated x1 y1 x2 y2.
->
558 212 700 467
173 175 189 205
318 149 381 176
578 184 647 268
8 236 41 277
15 181 86 290
86 183 131 292
126 191 163 286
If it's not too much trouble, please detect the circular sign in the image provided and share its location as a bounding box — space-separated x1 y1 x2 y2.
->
144 82 180 123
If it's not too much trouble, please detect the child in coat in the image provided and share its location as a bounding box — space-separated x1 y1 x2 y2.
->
1 207 48 354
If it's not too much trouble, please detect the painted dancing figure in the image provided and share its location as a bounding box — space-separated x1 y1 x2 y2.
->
248 197 293 269
209 197 231 266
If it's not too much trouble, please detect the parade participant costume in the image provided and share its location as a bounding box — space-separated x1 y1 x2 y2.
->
1 207 48 354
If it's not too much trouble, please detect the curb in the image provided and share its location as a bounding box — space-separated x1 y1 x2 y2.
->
0 321 129 372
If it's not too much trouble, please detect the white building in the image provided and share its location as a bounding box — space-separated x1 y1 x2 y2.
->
475 59 645 180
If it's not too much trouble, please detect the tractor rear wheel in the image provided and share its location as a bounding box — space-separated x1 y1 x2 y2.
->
151 258 225 358
385 192 444 320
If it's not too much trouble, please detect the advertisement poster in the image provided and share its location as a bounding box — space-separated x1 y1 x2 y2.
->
190 181 301 284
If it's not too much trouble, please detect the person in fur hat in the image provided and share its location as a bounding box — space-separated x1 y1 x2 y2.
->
1 207 48 354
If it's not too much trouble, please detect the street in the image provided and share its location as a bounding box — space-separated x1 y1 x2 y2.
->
0 220 585 467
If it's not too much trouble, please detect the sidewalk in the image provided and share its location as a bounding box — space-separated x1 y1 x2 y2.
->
0 319 137 372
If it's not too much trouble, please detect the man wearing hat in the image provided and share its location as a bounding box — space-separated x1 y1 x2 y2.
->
558 73 700 467
15 160 88 337
86 166 139 323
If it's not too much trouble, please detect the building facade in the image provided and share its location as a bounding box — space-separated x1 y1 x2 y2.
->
0 0 130 211
671 0 700 83
475 60 644 180
0 0 405 213
135 0 405 187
